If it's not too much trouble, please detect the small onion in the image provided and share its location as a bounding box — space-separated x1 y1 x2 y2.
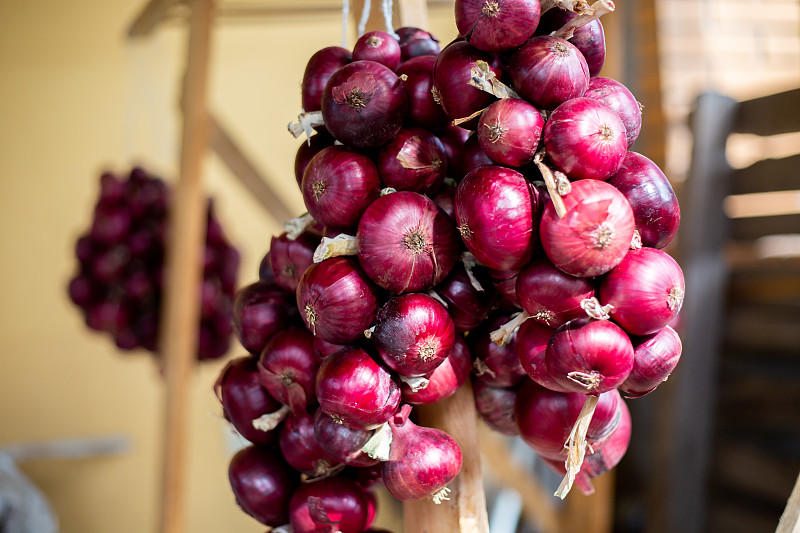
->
294 131 335 187
477 98 545 167
396 56 450 132
353 31 402 70
279 409 340 476
598 247 685 336
313 408 379 467
437 125 471 180
289 475 373 533
233 281 294 355
535 7 606 76
516 319 569 393
620 325 682 398
455 0 541 52
377 127 447 194
462 132 495 176
396 27 441 60
302 46 353 113
258 327 319 411
229 445 298 527
469 312 527 388
401 335 472 404
433 262 495 332
432 179 457 219
269 231 318 292
583 76 642 148
472 378 519 435
515 258 595 328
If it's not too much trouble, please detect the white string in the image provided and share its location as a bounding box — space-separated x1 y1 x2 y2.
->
357 0 371 37
381 0 398 38
342 0 350 48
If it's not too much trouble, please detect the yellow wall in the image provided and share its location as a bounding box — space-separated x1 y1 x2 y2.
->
0 1 456 532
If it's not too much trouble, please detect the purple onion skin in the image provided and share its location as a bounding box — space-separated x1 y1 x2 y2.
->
434 262 495 332
372 293 456 377
455 0 541 52
315 347 402 430
536 7 605 76
598 247 685 336
606 151 681 249
289 475 373 533
258 327 319 411
434 41 502 129
296 257 378 345
432 181 457 219
516 319 570 393
620 325 682 398
229 446 298 527
584 77 642 148
437 125 471 180
233 281 294 355
397 56 450 132
455 166 540 272
397 27 441 60
269 231 318 292
294 131 335 187
279 409 339 475
543 97 628 181
377 128 447 194
215 356 282 446
492 273 522 310
462 133 495 176
546 317 635 395
477 98 545 167
353 31 402 71
357 191 460 294
313 408 379 467
516 258 595 328
321 60 408 149
472 378 519 435
402 335 472 404
302 46 352 113
313 335 347 360
258 251 275 283
510 36 589 110
469 312 527 388
514 379 622 459
302 145 381 232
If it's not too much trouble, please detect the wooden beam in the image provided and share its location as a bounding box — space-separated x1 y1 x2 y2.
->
128 0 183 38
157 0 213 532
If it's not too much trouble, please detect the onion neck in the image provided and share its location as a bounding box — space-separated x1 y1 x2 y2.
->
285 212 316 240
534 151 568 218
555 394 599 499
251 404 291 432
490 311 530 346
313 234 357 263
361 421 393 461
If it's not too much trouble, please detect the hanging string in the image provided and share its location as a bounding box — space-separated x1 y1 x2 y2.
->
357 0 372 37
342 0 350 48
381 0 399 38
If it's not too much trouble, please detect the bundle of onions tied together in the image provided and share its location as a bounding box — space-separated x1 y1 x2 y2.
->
219 0 685 528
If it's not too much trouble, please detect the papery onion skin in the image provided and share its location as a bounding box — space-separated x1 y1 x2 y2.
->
477 98 545 168
545 317 635 394
402 335 472 404
472 378 519 435
372 293 456 377
469 312 527 388
606 151 681 249
377 128 447 194
289 475 373 533
353 31 402 71
509 36 589 110
302 46 353 113
455 0 541 52
397 27 441 60
620 325 682 398
516 258 596 329
229 446 298 527
357 191 460 294
258 327 319 411
396 56 450 132
315 347 402 430
296 257 378 345
313 408 379 467
535 7 606 76
543 97 628 181
321 60 408 149
514 379 622 459
516 319 570 393
598 247 685 336
301 145 381 232
269 231 318 292
434 262 495 332
294 131 335 187
539 179 635 278
455 166 540 272
584 77 642 148
279 409 340 475
233 281 294 355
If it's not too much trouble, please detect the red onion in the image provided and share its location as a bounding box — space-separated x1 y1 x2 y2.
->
598 247 685 336
289 475 373 533
472 378 519 435
397 27 441 60
302 46 353 112
545 317 634 394
509 36 589 110
584 77 642 148
371 293 455 377
470 312 527 387
270 231 318 292
516 319 570 393
214 356 283 446
539 179 635 277
432 179 457 219
606 151 681 249
301 146 381 232
313 408 379 467
536 7 606 76
258 327 319 411
516 258 595 328
295 131 335 187
462 132 495 175
396 56 449 132
401 335 472 404
433 40 501 128
490 268 522 309
382 406 462 502
229 445 298 527
313 336 346 360
620 325 682 398
280 409 341 476
90 205 131 244
233 281 294 355
477 98 545 167
433 262 495 332
321 60 408 149
437 125 471 180
455 166 540 271
353 31 402 71
377 127 447 194
455 0 541 52
297 257 378 345
316 347 401 430
356 191 460 294
543 97 627 180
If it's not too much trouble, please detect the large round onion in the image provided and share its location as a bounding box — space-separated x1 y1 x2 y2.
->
455 165 540 272
455 0 541 52
233 281 294 355
396 56 449 131
584 76 642 148
353 31 402 70
321 60 408 149
377 128 447 194
294 131 335 187
515 319 568 392
229 445 298 527
477 98 545 167
302 46 352 112
258 326 319 411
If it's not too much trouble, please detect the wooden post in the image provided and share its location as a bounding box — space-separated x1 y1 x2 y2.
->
157 1 213 532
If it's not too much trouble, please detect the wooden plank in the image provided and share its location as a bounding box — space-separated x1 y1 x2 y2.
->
128 0 182 38
733 88 800 136
732 154 800 195
561 471 615 533
403 382 490 533
157 1 213 533
713 443 800 504
729 213 800 241
776 470 800 533
725 303 800 352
